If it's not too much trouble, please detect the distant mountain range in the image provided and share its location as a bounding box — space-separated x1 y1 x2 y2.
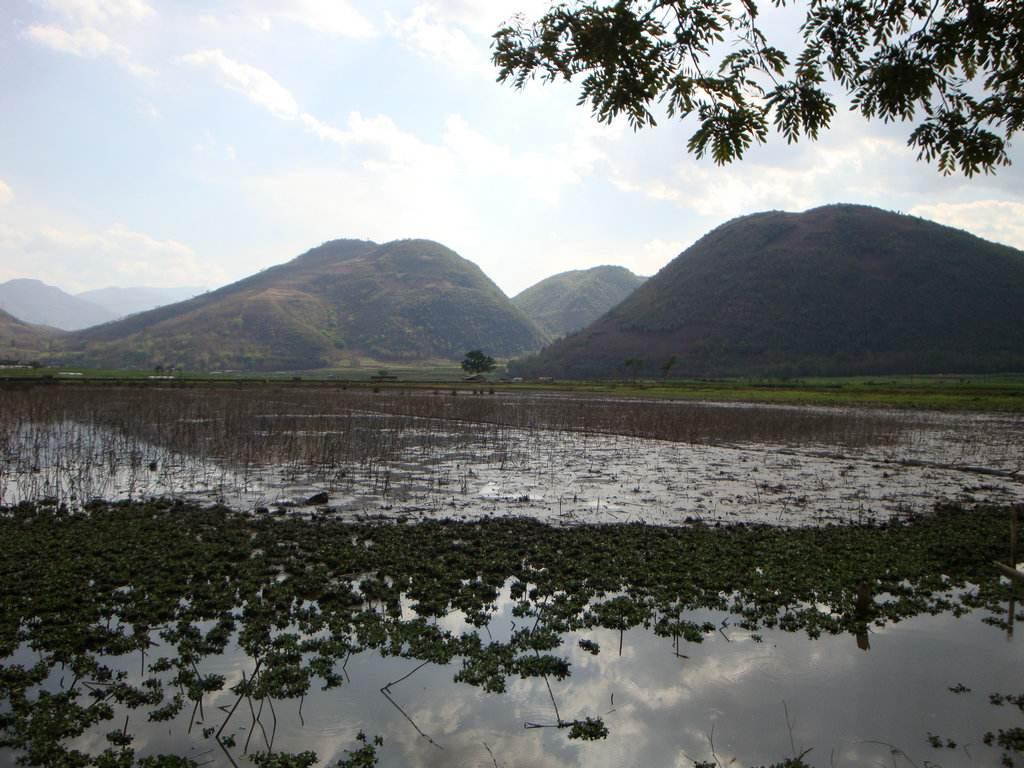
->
512 265 645 338
0 279 117 331
77 285 205 318
512 204 1024 378
7 206 1023 376
59 239 549 370
0 279 204 331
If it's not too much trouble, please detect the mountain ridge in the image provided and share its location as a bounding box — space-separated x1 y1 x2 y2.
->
59 238 548 370
0 279 117 331
512 265 646 338
512 204 1024 378
77 285 206 318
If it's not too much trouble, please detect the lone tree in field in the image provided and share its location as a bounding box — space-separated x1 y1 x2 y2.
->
462 350 497 375
493 0 1023 175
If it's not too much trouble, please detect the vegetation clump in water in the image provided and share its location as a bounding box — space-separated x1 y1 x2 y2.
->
0 499 1021 765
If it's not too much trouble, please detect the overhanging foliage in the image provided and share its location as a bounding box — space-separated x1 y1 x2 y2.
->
493 0 1023 175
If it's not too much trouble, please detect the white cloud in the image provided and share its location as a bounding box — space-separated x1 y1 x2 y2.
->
28 24 116 56
243 104 616 291
0 217 220 291
910 200 1024 251
386 1 556 74
183 51 442 169
634 239 687 276
179 49 632 294
181 49 300 119
442 113 607 203
303 110 456 170
389 5 487 74
299 113 351 145
26 24 155 76
404 0 554 35
37 0 155 24
249 164 461 253
182 49 605 206
262 0 375 37
609 131 912 222
0 181 12 206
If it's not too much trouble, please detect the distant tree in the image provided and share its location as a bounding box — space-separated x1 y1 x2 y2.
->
493 0 1023 175
624 357 645 383
661 355 678 379
462 350 497 375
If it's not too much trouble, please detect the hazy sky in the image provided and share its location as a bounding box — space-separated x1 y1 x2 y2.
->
2 0 1023 297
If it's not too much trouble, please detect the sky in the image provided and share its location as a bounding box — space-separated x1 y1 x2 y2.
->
1 0 1023 298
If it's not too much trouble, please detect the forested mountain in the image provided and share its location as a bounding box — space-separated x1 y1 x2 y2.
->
512 205 1024 378
512 265 645 338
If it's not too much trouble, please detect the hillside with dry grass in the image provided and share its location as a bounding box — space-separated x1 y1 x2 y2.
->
58 239 548 370
0 308 60 362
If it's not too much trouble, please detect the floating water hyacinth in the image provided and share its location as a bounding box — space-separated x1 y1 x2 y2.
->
1 499 1022 766
1 384 1023 766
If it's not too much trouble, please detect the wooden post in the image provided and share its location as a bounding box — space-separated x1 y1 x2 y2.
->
994 561 1024 584
1009 505 1021 637
1011 505 1019 567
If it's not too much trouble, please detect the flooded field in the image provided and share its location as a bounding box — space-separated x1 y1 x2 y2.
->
1 384 1022 767
1 385 1022 525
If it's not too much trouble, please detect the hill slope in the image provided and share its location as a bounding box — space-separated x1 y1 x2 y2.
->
0 308 60 361
0 279 117 330
60 238 548 370
512 265 645 338
513 205 1024 378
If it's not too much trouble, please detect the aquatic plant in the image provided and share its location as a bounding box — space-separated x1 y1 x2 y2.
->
0 499 1020 765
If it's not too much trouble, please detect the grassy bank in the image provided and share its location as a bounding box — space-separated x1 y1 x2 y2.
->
3 367 1024 411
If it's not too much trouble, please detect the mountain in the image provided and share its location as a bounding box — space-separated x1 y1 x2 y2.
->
512 204 1024 378
77 286 206 318
512 265 646 338
59 238 549 370
0 279 117 331
0 308 60 361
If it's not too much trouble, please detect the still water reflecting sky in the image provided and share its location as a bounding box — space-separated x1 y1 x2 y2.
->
51 593 1021 768
3 388 1023 766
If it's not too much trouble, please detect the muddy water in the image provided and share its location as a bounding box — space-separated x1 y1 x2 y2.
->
2 390 1023 767
2 401 1022 525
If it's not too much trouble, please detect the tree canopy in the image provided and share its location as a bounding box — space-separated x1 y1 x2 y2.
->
492 0 1023 175
462 350 497 375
